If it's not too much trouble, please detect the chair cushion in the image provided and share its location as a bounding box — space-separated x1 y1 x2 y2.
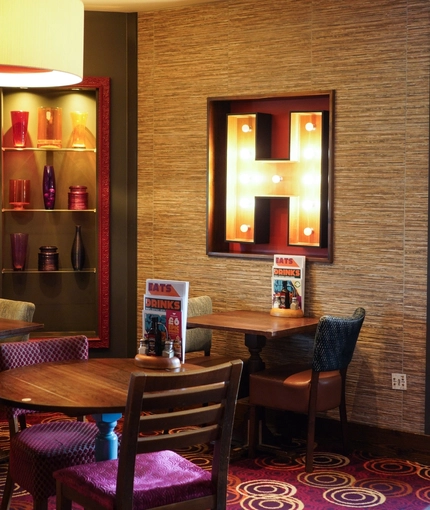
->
54 450 214 510
250 364 342 413
10 420 99 499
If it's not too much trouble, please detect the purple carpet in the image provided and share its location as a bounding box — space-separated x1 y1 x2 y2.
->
1 413 430 509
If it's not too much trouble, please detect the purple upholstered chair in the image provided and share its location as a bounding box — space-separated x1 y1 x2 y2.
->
54 359 243 510
0 336 99 510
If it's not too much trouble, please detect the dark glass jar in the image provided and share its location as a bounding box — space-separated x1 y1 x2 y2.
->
38 246 59 271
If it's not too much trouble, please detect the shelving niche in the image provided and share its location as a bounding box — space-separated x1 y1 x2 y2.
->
207 91 334 262
0 77 110 348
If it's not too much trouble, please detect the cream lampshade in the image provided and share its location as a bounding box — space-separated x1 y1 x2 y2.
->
0 0 84 88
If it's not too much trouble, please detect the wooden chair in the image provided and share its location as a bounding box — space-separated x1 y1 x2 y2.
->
54 359 243 510
185 295 212 356
0 336 99 510
0 298 35 342
248 307 365 473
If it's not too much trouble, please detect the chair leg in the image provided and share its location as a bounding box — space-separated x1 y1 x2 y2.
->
0 467 15 510
339 402 348 449
306 407 316 473
8 418 19 438
33 499 48 510
248 404 260 458
339 369 348 452
305 371 320 473
56 483 73 510
18 415 26 432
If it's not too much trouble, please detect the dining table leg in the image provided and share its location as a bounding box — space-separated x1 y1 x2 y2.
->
244 334 266 373
92 413 122 461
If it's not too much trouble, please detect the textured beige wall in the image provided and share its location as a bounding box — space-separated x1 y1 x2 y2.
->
137 0 430 434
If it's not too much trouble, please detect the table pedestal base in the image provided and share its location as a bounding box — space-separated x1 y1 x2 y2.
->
92 413 122 461
245 334 266 373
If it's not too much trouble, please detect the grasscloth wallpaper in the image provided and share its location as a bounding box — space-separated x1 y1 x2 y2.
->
137 0 429 434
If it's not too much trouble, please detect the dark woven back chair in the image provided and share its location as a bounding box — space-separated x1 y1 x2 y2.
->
312 307 365 372
249 308 365 472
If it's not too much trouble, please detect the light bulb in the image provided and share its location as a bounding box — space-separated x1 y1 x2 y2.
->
303 147 315 159
239 173 251 184
272 175 283 184
305 122 315 131
240 148 253 160
302 200 315 211
304 227 314 236
242 124 252 133
302 173 321 186
253 173 264 184
239 197 253 209
240 224 250 233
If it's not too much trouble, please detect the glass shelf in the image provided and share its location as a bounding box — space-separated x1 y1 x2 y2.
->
2 209 96 213
2 268 96 274
2 147 96 152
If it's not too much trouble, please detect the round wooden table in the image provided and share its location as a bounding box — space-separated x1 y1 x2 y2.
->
0 357 198 460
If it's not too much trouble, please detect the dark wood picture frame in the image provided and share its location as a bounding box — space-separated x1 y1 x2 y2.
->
207 91 334 263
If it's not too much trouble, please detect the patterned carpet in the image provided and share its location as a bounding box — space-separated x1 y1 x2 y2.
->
1 413 430 509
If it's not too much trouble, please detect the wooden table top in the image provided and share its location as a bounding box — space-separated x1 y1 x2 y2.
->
0 358 197 416
187 310 319 338
0 318 44 339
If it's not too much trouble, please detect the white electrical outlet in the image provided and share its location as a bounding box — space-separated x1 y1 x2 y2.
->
392 373 407 390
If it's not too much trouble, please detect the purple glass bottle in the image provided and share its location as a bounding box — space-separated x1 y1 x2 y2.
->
43 165 55 210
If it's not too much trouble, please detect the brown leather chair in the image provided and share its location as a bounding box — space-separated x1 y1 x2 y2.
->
248 307 365 472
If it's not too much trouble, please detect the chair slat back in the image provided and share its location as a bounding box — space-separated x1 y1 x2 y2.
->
116 359 243 509
312 307 365 372
139 403 224 437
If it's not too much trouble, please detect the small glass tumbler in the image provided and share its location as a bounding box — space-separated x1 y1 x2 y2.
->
10 233 28 270
70 111 88 148
9 179 30 209
11 111 29 147
37 107 62 148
